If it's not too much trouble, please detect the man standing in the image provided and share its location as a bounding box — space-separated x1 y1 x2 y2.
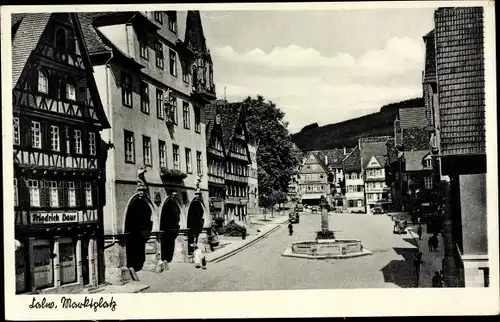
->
417 225 423 240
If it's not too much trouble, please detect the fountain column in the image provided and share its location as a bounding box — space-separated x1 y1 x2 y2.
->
320 195 330 233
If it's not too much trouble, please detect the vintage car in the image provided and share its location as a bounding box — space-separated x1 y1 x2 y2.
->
289 212 300 224
372 207 384 214
294 203 304 212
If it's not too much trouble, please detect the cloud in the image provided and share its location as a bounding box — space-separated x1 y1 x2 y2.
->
213 36 424 76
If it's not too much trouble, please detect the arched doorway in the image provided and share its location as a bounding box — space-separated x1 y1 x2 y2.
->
160 199 181 262
187 199 205 255
124 197 153 272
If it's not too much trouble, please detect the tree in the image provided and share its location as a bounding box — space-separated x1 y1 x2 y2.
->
243 95 301 196
259 193 276 220
273 190 288 210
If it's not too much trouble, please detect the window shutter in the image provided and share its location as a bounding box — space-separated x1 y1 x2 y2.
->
42 121 49 151
58 181 66 209
75 181 82 207
20 178 29 208
67 128 75 155
39 180 47 208
78 79 87 104
82 129 88 156
23 118 32 148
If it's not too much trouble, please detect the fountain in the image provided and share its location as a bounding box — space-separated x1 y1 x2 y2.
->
282 196 372 259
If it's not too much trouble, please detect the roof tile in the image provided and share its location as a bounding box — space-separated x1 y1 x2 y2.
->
398 107 429 129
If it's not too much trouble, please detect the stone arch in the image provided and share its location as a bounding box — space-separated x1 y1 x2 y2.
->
186 197 206 255
159 196 183 262
123 193 156 272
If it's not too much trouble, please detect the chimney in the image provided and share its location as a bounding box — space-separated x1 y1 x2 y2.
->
344 146 347 155
325 155 328 165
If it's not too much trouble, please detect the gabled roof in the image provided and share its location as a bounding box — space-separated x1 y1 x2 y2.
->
398 107 429 129
342 146 361 172
301 151 329 174
11 13 52 88
184 10 210 62
76 13 112 55
360 139 388 170
221 102 244 149
313 148 347 169
404 150 431 172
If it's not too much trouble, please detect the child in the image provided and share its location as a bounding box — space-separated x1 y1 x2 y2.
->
193 244 202 269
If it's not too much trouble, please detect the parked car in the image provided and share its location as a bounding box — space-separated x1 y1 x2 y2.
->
372 207 384 214
294 203 304 212
289 212 300 224
311 206 319 214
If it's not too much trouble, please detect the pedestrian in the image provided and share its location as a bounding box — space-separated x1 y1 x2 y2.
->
193 244 202 269
428 236 434 252
288 223 293 236
417 225 423 240
431 233 439 251
432 271 442 287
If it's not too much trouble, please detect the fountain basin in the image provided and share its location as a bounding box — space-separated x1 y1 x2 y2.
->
282 239 372 259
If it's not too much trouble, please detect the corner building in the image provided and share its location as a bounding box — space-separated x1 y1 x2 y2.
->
12 13 110 293
80 11 216 285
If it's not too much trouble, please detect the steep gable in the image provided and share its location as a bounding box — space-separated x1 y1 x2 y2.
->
343 146 361 172
366 155 382 169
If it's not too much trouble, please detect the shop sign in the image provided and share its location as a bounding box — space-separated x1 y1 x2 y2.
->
31 212 79 225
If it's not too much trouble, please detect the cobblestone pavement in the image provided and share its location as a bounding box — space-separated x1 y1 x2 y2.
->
138 213 418 292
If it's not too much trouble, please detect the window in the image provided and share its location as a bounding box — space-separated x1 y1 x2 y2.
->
171 96 178 124
124 130 135 163
88 132 96 156
425 158 432 168
143 136 152 166
140 42 149 60
194 106 201 133
74 130 82 154
67 182 76 207
13 117 20 145
424 176 433 189
154 40 164 69
154 12 163 24
84 182 92 207
168 11 177 32
14 178 18 207
50 125 60 152
183 101 190 129
55 27 67 49
169 50 177 76
185 148 192 173
38 71 48 94
196 151 202 174
49 181 59 208
140 81 150 114
28 180 40 207
182 62 189 83
159 140 166 168
32 121 41 149
173 145 180 170
357 200 363 208
66 83 76 101
156 89 164 119
77 79 87 103
122 73 132 107
352 173 357 180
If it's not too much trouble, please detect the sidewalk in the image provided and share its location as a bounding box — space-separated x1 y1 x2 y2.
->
407 226 444 287
206 212 289 263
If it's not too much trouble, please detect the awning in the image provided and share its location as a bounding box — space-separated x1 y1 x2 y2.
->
301 194 324 200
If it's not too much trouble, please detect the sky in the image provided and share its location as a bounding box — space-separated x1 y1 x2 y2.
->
179 8 436 133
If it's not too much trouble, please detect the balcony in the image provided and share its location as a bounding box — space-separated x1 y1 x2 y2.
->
226 196 248 205
228 151 248 162
208 174 225 185
192 80 216 102
225 173 248 183
207 147 224 158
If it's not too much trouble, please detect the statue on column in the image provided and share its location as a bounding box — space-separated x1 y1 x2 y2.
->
137 165 149 197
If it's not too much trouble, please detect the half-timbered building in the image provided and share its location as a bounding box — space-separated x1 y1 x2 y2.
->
12 13 110 294
221 102 252 223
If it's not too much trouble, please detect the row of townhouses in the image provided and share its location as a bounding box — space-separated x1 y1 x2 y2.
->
12 11 258 295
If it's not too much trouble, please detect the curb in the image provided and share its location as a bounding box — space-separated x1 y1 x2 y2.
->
209 219 289 263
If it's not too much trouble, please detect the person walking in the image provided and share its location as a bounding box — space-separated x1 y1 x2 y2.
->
431 233 439 251
428 236 434 252
417 225 423 240
432 271 443 287
288 223 294 236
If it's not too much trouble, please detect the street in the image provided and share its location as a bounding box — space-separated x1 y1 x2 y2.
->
138 213 419 292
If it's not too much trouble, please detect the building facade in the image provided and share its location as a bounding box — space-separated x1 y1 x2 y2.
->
221 102 252 222
432 7 488 288
313 148 349 210
12 13 110 293
205 101 226 220
359 137 392 213
343 147 365 213
247 140 259 216
81 11 215 285
297 152 329 205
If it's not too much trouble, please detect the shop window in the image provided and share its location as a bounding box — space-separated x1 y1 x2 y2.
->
59 238 77 285
33 239 54 290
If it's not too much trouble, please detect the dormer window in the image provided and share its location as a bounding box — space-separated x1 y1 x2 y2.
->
154 12 163 24
425 158 432 168
55 27 67 50
38 71 48 94
168 11 177 33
